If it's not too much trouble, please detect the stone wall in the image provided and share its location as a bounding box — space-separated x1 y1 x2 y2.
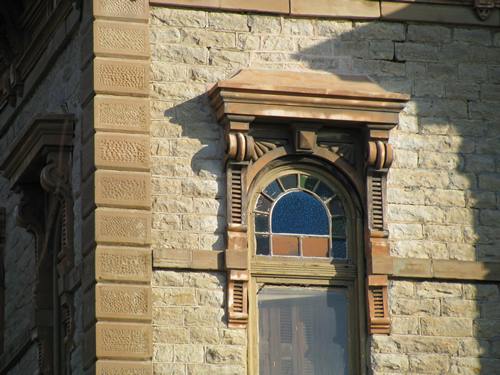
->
148 6 500 374
0 24 83 374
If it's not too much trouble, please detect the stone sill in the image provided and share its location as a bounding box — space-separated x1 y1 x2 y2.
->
150 0 500 27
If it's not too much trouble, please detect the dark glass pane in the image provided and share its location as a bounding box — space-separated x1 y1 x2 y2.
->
264 180 282 199
272 235 299 256
255 213 269 233
302 237 329 257
300 175 318 191
315 182 334 201
279 174 297 190
332 217 346 237
272 192 329 235
258 287 349 375
255 194 272 213
332 239 347 259
256 234 270 255
330 198 345 216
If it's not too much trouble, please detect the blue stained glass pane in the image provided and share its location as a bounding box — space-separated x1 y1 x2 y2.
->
330 198 345 216
255 214 269 233
272 192 329 235
315 182 334 201
279 174 297 190
332 239 347 259
256 235 270 255
256 194 272 213
332 217 346 237
264 180 282 199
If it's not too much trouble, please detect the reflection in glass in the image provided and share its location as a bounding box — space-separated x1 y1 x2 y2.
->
315 182 334 201
255 214 269 233
264 180 282 199
332 239 347 259
256 234 270 255
256 194 272 213
272 192 328 235
258 287 348 375
300 175 318 191
280 174 297 190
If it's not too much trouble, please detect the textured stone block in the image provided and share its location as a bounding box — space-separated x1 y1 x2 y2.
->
93 0 149 21
84 208 151 248
83 170 151 214
96 361 152 375
93 58 149 96
82 133 150 178
83 96 150 141
96 322 152 359
94 20 150 58
94 246 151 283
96 283 152 321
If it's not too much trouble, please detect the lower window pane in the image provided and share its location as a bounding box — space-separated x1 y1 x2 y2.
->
258 287 348 375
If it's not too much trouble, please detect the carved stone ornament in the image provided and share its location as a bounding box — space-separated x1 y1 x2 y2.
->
475 0 496 20
209 70 409 333
0 115 75 372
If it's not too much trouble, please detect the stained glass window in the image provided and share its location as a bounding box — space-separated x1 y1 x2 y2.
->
254 173 348 259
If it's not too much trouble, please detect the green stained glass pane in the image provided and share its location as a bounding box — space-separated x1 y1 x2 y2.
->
314 182 334 201
279 174 297 190
332 217 346 237
264 180 282 199
255 213 269 233
256 194 272 213
300 175 318 191
256 235 270 255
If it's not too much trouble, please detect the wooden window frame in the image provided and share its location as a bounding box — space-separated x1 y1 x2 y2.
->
247 163 365 374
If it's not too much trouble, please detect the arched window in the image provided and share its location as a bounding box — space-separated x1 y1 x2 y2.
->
248 163 362 375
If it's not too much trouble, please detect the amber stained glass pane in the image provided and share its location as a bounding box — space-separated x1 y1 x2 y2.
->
272 235 299 256
302 237 329 257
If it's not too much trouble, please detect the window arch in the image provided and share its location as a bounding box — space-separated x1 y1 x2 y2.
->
248 161 364 375
253 170 349 259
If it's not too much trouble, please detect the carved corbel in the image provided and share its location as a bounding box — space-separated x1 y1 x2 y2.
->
475 0 495 20
223 115 254 328
365 131 393 334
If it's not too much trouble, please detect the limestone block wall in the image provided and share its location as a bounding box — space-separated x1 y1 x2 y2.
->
0 26 84 374
149 6 500 374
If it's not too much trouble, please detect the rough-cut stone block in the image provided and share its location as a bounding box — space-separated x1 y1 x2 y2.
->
96 361 152 375
94 58 149 96
94 20 150 58
82 133 150 178
90 96 150 137
96 283 152 321
84 208 151 248
93 0 149 21
93 246 151 284
86 170 151 213
96 322 152 359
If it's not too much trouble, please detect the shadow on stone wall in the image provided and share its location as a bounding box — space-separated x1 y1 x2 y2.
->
292 19 500 374
154 10 500 373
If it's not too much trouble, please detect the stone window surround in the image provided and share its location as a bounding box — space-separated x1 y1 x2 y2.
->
150 0 500 27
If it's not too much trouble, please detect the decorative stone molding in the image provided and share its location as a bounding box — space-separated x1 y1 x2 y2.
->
0 114 76 374
209 70 409 333
81 0 152 373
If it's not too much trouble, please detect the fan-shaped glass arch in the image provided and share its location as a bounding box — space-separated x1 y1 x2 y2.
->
254 172 348 259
